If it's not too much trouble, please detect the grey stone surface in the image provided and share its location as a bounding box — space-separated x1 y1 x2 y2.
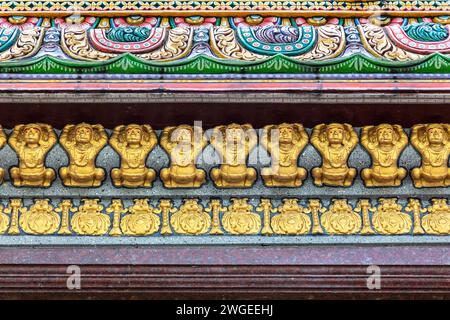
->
2 235 450 246
0 92 449 104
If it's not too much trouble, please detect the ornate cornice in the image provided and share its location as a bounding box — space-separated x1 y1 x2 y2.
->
0 1 448 17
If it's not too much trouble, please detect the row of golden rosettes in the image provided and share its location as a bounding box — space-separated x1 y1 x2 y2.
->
0 122 448 188
0 197 449 236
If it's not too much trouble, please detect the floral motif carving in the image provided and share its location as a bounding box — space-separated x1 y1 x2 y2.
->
222 198 261 235
372 198 412 235
171 199 211 235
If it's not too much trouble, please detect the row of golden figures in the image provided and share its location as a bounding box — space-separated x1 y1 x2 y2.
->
0 197 449 236
0 122 449 188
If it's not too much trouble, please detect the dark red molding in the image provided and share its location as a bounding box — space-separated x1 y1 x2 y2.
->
0 101 449 129
0 246 449 299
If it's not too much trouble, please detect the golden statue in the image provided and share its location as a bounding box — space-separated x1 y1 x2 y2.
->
361 124 408 187
160 125 207 188
19 199 60 235
210 123 257 188
422 199 450 235
110 124 157 188
311 123 358 187
0 127 6 184
411 124 450 187
372 198 412 235
261 123 308 187
222 198 261 234
59 123 108 187
70 199 110 235
271 199 311 235
9 123 57 187
321 199 362 235
171 199 211 235
121 199 160 236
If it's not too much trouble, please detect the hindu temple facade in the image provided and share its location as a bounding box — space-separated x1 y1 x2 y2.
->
0 0 448 298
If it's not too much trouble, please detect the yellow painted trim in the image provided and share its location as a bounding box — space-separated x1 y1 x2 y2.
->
0 10 447 18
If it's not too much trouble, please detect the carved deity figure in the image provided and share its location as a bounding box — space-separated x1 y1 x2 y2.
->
160 125 207 188
361 124 408 187
0 127 6 184
311 123 358 187
9 123 57 187
411 124 450 187
210 123 257 188
59 123 108 187
110 124 157 188
261 123 308 187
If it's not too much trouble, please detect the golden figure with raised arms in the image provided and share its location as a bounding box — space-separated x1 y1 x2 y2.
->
261 123 308 187
0 126 7 184
411 123 450 187
311 123 358 187
361 124 408 187
9 123 57 187
210 123 258 188
110 124 157 188
59 123 108 187
160 124 207 188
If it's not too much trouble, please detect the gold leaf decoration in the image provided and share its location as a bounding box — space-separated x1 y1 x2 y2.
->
222 198 261 235
321 199 361 235
120 199 160 236
372 198 412 235
422 199 450 235
171 199 211 235
19 199 60 235
71 199 110 235
271 198 311 235
0 204 10 234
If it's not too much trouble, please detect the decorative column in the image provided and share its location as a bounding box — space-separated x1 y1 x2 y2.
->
56 199 75 235
107 199 126 236
206 199 225 235
257 199 274 236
